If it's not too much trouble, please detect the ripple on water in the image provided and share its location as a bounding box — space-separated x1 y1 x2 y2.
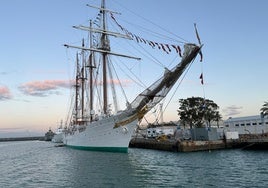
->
0 142 268 187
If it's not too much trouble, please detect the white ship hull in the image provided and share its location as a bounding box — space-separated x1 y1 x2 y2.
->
63 115 138 152
62 0 201 153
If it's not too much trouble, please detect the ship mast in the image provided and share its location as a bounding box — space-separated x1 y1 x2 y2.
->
64 0 141 119
89 20 95 121
81 39 86 121
74 53 79 124
100 0 110 115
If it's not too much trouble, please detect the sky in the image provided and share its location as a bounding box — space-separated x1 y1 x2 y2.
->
0 0 268 137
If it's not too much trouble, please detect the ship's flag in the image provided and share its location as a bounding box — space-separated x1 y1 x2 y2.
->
165 44 171 52
160 43 169 54
199 51 203 62
171 45 182 57
110 12 183 56
199 73 204 85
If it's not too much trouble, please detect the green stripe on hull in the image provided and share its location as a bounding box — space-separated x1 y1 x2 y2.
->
66 145 128 153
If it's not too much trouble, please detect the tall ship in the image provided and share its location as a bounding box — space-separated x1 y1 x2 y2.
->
63 0 202 152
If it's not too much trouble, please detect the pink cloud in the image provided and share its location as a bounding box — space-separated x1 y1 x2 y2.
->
18 79 132 97
0 86 12 100
19 80 72 97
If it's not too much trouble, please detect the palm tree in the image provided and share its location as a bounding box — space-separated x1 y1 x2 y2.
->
260 101 268 117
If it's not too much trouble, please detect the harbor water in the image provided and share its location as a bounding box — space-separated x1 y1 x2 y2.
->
0 141 267 187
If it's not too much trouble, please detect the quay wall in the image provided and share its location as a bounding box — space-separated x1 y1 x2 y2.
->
129 137 230 152
129 137 261 152
129 138 178 152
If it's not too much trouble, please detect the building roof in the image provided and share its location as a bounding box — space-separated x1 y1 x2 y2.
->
224 115 267 123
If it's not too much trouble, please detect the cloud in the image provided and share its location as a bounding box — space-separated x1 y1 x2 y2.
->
0 86 12 100
18 79 132 97
222 105 243 117
19 80 71 97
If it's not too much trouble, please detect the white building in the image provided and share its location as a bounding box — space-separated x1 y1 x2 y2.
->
223 115 268 134
146 126 176 138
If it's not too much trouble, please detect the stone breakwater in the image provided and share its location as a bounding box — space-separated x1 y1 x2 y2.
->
0 136 44 142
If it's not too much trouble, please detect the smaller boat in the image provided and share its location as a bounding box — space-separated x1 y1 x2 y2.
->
44 128 54 141
52 121 65 143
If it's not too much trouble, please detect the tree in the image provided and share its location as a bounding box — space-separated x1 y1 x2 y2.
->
177 97 222 128
260 101 268 117
203 99 222 127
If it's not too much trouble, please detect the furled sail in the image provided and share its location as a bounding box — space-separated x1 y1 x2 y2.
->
130 43 201 116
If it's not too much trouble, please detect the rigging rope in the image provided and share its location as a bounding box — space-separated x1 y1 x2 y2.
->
194 23 206 99
108 16 166 69
113 57 147 89
109 57 129 104
112 0 189 43
107 57 119 112
162 56 197 115
93 57 103 113
110 13 183 57
65 48 78 127
200 59 206 100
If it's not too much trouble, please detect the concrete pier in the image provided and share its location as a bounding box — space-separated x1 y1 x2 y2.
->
129 137 178 152
129 138 231 152
129 134 268 152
